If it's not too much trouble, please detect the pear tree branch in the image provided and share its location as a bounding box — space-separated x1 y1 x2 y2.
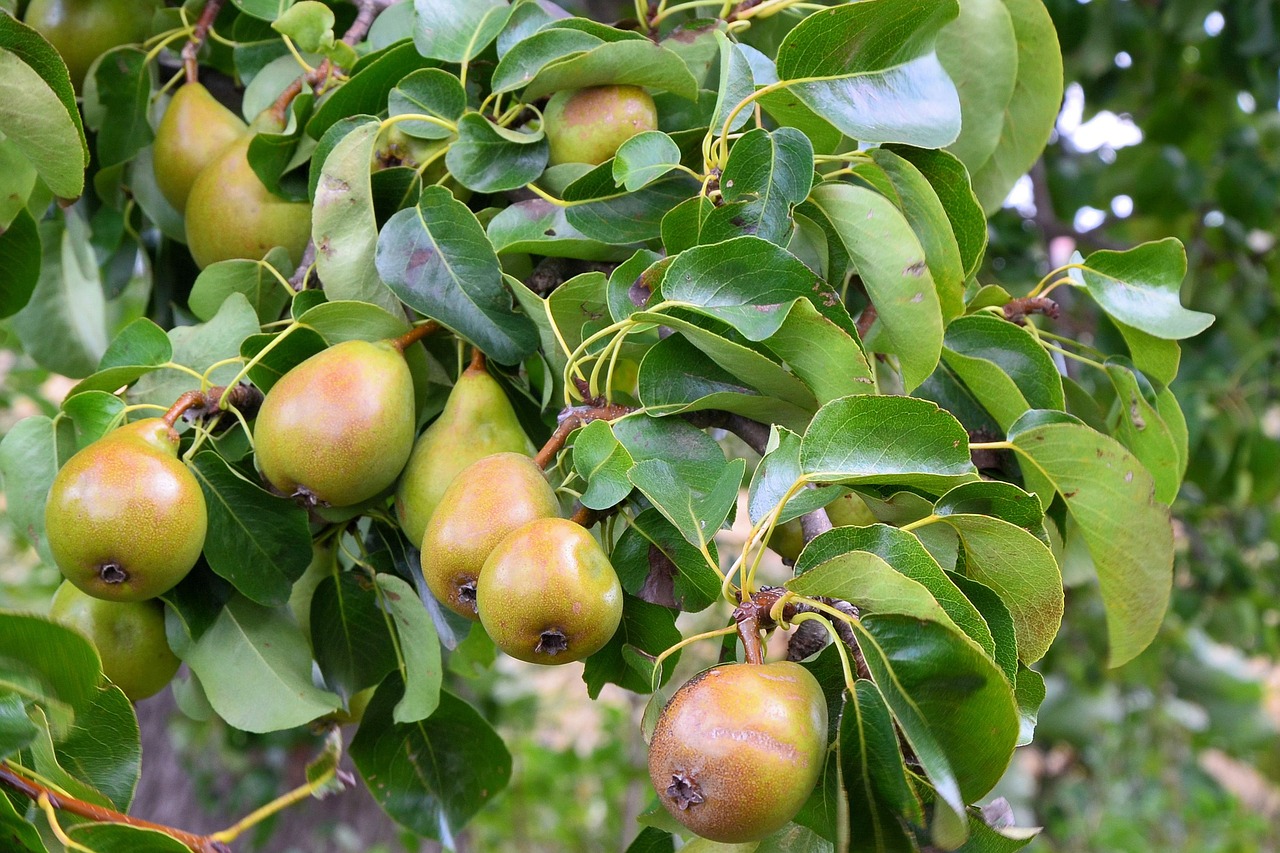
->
181 0 225 84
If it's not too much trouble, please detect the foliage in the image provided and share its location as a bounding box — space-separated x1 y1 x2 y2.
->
0 0 1221 850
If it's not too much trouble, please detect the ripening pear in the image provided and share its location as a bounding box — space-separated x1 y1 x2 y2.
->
24 0 157 91
544 85 658 166
153 83 248 214
826 491 876 527
420 453 558 619
49 581 180 701
45 419 207 602
395 363 535 547
184 135 311 269
648 661 828 843
477 518 622 664
254 339 416 507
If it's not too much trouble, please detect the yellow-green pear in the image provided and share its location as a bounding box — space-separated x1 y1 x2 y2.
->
420 453 558 620
395 362 535 547
184 135 311 269
544 85 658 166
153 83 248 213
24 0 157 92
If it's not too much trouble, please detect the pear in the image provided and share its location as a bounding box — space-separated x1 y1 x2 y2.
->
184 135 311 269
395 363 535 547
45 419 207 602
153 83 248 214
254 339 416 507
420 453 558 619
544 85 658 166
476 517 622 664
49 581 180 701
648 661 828 843
24 0 157 92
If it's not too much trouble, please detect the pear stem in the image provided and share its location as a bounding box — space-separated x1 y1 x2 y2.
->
0 763 230 853
162 384 264 431
181 0 225 84
469 347 487 372
534 400 636 471
389 320 442 353
268 59 333 125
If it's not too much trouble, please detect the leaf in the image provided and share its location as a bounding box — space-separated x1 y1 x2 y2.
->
307 42 439 141
936 0 1018 173
488 198 639 261
760 298 876 404
271 1 336 53
629 457 746 552
54 685 140 811
389 68 467 139
582 595 682 697
376 185 539 363
0 207 41 318
239 326 328 394
934 480 1046 533
710 31 755 135
842 680 923 852
801 396 978 493
1104 359 1183 504
775 0 962 148
188 249 294 324
350 680 512 839
720 127 814 244
490 28 604 93
939 514 1062 663
0 136 37 230
625 827 675 853
1009 416 1173 666
572 419 636 510
612 131 682 192
563 170 699 244
612 509 722 613
949 572 1018 686
90 47 153 168
0 613 101 736
444 112 548 193
0 692 38 759
809 182 943 391
887 145 988 280
0 779 45 852
313 119 404 316
66 824 192 852
962 0 1063 212
942 314 1064 431
789 551 958 627
748 427 839 526
0 414 74 563
1077 239 1214 340
311 572 398 699
412 0 509 63
169 595 340 733
375 574 442 724
522 39 699 101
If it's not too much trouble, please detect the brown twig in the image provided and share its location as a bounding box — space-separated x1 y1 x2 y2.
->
268 59 332 126
343 0 396 46
856 303 878 338
748 587 872 679
0 763 230 853
681 410 771 456
388 321 442 353
1003 296 1061 325
181 0 225 84
162 383 264 432
289 239 317 291
534 399 636 470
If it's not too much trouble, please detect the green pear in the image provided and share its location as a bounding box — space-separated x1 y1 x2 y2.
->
184 135 311 269
153 83 248 214
476 517 622 665
49 581 180 701
648 661 828 843
420 453 558 620
45 419 207 602
544 85 658 166
254 339 416 507
395 363 535 547
24 0 157 92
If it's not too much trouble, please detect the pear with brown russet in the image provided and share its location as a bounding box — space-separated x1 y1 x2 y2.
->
420 453 558 620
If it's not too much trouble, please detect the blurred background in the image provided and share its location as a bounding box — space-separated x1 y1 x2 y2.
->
2 0 1279 850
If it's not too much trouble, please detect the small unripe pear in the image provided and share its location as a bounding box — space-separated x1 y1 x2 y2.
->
24 0 157 92
477 517 622 664
45 419 207 602
153 83 248 214
49 581 179 701
420 453 558 620
254 339 416 507
648 661 828 843
543 85 658 166
395 364 535 547
184 135 311 269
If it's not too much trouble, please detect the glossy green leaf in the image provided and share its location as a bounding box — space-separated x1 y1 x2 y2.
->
1077 239 1214 340
188 248 294 324
522 39 699 101
239 325 328 394
89 47 153 169
412 0 509 63
1114 320 1180 387
934 480 1045 534
842 680 923 852
0 414 74 564
942 314 1064 431
489 199 640 261
801 396 978 492
0 778 45 852
375 573 442 724
612 508 722 613
1104 359 1182 504
612 131 682 192
66 824 193 852
720 127 814 244
0 136 37 230
389 68 467 139
629 456 746 552
564 171 699 244
169 595 341 733
582 595 682 697
887 145 988 279
311 572 398 699
350 681 512 839
1009 416 1173 666
760 298 876 404
0 207 41 319
445 112 548 193
572 419 636 511
376 186 538 363
0 29 86 199
490 28 604 93
710 30 755 135
307 42 438 140
0 613 101 736
789 550 958 628
54 685 140 811
0 692 38 759
810 183 944 390
936 0 1018 173
748 427 840 526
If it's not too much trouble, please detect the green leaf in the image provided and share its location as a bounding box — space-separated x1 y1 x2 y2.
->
445 112 548 193
0 135 38 230
842 680 923 852
350 681 512 839
188 249 294 324
376 186 539 363
572 419 636 511
962 0 1063 212
936 0 1018 174
949 572 1017 686
720 127 814 244
612 131 682 192
239 326 328 394
938 514 1062 663
54 685 140 811
66 824 192 852
0 207 41 318
375 574 441 724
231 0 296 21
1114 320 1180 386
747 427 840 526
801 396 978 492
710 31 755 135
412 0 509 63
0 613 101 736
89 47 153 168
0 775 45 851
311 572 398 699
0 692 38 759
1077 239 1214 340
271 1 335 53
582 595 682 697
522 39 699 101
389 68 467 139
810 182 943 391
774 0 961 148
489 199 640 261
59 392 123 449
934 480 1046 533
1009 417 1173 666
789 551 958 627
0 414 74 564
313 118 404 316
307 42 438 140
625 827 675 853
1103 359 1183 504
760 299 876 404
612 509 722 613
629 457 746 552
563 170 699 244
942 314 1064 432
887 145 988 280
169 595 340 733
490 28 604 93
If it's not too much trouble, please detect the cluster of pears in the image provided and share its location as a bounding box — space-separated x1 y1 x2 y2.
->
648 661 829 843
43 419 205 700
152 82 311 269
